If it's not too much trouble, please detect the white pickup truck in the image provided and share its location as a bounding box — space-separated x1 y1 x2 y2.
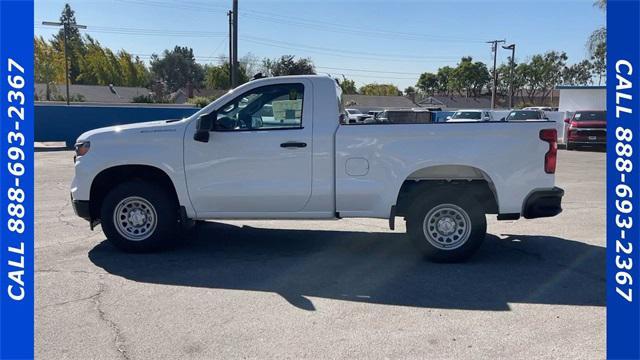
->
70 75 563 262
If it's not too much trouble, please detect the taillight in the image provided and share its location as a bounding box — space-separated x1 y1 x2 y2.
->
539 129 557 174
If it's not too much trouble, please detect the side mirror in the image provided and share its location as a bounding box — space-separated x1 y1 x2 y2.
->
194 112 215 142
563 118 571 124
446 116 452 120
499 117 506 121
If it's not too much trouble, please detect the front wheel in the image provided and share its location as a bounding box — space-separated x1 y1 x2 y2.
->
100 181 179 252
406 191 486 262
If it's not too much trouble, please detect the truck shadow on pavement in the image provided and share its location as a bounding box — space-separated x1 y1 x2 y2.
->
88 222 605 311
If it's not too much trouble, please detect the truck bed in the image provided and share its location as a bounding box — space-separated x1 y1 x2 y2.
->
335 121 557 218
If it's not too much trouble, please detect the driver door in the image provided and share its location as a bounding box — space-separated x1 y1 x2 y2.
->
183 81 313 216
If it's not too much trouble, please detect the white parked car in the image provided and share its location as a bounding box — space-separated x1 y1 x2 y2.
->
523 106 557 112
345 108 368 124
446 109 493 122
71 75 563 262
504 110 549 121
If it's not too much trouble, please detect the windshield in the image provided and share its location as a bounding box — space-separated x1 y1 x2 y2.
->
574 111 606 121
346 109 362 115
506 110 541 120
451 111 482 120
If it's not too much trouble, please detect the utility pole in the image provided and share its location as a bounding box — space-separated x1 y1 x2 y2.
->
42 20 86 105
487 39 505 109
227 10 234 88
502 43 516 109
231 0 239 88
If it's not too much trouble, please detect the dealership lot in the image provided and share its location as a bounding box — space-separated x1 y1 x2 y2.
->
35 149 604 360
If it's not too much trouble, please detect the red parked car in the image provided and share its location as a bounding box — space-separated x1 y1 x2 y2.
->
564 110 607 150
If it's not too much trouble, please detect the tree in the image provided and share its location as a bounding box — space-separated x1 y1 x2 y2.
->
150 46 204 92
76 36 119 85
591 42 606 85
74 36 149 87
34 36 65 100
51 3 85 83
436 66 455 95
562 60 593 85
404 86 416 102
587 0 606 57
204 58 250 90
416 72 438 95
450 57 490 97
339 77 357 94
262 55 315 76
358 83 401 96
118 51 150 87
519 51 568 104
496 62 527 104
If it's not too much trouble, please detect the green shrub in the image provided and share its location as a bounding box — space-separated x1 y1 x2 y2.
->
188 96 217 108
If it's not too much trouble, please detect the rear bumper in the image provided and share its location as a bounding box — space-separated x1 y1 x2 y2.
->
522 187 564 219
71 196 91 222
567 140 606 145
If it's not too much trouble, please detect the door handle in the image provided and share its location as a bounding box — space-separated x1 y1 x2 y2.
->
280 141 307 148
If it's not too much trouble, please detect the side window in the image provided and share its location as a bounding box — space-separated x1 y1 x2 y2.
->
214 83 304 131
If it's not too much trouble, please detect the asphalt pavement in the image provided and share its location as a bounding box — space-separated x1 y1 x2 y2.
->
35 148 605 359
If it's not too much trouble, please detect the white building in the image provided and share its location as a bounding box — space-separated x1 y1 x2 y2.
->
556 85 606 112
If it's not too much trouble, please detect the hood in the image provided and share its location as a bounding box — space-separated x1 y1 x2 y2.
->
571 120 606 128
78 119 183 140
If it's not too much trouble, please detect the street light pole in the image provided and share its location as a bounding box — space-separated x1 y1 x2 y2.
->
487 39 505 110
42 20 86 105
502 43 516 109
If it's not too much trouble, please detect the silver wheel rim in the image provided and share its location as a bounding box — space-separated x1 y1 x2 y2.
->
113 196 158 241
422 203 471 250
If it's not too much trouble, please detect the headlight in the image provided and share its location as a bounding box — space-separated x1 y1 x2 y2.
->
74 141 90 157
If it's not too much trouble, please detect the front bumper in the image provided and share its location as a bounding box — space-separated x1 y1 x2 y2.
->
71 196 91 222
522 187 564 219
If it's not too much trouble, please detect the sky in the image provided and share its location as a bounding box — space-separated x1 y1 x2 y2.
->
34 0 605 89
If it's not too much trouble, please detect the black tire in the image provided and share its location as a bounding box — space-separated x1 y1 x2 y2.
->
100 181 180 252
566 143 574 151
406 190 487 262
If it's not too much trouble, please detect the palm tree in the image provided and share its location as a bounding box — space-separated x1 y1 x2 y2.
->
587 0 606 55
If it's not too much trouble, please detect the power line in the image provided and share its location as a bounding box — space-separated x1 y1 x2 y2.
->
35 24 225 38
242 35 459 60
112 0 487 44
240 11 485 44
35 22 462 64
129 53 421 80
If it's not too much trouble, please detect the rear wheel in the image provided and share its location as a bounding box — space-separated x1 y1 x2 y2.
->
100 181 179 252
566 142 574 150
407 191 486 262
